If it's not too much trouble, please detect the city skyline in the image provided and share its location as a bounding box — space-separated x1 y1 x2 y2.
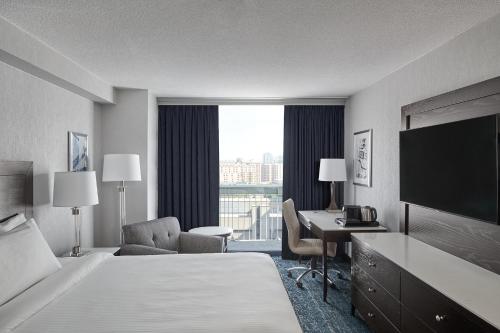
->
220 152 283 163
220 158 283 185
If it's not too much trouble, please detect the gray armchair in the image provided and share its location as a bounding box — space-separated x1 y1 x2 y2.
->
119 217 224 255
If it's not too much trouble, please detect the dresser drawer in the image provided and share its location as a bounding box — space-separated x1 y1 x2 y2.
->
352 238 401 298
401 271 496 333
352 286 400 333
401 306 433 333
352 264 401 328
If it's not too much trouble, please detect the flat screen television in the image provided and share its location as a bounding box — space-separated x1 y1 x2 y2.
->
400 114 499 224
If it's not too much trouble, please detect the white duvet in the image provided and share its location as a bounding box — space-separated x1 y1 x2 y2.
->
0 252 302 333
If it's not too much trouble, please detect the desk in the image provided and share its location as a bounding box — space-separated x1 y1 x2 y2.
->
298 210 387 302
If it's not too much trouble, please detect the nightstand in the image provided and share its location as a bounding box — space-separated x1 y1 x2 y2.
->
60 247 120 257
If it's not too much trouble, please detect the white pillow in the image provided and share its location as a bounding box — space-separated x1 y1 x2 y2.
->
0 218 61 305
0 213 27 233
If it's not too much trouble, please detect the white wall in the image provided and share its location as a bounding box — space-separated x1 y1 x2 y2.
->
0 61 101 255
345 14 500 231
147 92 158 220
97 89 151 246
0 17 114 103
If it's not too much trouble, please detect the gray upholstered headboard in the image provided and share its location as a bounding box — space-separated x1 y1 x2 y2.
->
0 161 33 220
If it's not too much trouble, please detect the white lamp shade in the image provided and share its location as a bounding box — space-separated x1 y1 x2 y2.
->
53 171 99 207
102 154 141 182
318 158 347 182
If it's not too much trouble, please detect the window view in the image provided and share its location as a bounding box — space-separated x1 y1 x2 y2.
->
219 105 283 249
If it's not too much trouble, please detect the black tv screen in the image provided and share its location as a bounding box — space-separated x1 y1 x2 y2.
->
400 115 499 224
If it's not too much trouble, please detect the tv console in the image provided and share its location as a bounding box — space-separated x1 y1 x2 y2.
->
401 76 500 275
351 233 500 333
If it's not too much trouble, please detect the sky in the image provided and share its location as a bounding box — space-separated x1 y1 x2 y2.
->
219 105 284 161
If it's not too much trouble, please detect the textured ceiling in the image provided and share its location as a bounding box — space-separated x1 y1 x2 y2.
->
1 0 500 98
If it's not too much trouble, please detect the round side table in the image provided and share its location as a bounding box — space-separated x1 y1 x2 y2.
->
188 226 233 252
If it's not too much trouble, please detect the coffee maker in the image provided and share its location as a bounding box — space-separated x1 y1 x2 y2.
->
336 205 378 226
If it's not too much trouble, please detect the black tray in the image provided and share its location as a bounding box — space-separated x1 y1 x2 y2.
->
336 218 379 227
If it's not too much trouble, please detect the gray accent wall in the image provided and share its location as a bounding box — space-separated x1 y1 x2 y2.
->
0 61 101 256
0 18 158 253
345 13 500 232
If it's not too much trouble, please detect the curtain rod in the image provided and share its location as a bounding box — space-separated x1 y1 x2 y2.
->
156 97 346 105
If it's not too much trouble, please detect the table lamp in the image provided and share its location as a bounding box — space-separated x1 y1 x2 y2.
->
53 171 99 257
319 158 347 211
102 154 141 244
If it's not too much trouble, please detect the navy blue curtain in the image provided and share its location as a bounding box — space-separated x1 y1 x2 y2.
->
158 105 219 231
282 105 344 259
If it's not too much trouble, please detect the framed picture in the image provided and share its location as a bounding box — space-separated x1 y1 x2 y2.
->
353 129 372 187
68 131 89 172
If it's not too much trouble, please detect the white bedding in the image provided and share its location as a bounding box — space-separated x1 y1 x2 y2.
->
0 253 302 333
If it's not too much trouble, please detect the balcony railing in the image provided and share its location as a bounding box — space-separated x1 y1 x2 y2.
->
219 185 282 241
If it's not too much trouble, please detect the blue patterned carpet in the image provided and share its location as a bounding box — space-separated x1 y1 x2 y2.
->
272 257 370 333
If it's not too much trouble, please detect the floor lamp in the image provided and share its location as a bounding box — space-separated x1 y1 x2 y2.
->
53 171 99 257
102 154 141 244
319 158 347 212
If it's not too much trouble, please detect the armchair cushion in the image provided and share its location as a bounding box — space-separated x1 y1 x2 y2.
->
179 232 224 253
122 217 181 252
119 244 178 256
122 217 224 254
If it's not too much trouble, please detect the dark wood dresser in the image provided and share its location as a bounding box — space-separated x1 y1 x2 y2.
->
351 233 500 333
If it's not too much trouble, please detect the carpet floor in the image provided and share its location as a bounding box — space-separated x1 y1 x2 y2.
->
272 257 370 333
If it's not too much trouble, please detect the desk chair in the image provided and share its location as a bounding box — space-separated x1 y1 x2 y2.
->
283 199 340 288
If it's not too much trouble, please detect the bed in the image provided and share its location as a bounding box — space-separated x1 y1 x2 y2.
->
0 161 302 333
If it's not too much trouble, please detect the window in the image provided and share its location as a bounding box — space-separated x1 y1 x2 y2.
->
219 105 283 242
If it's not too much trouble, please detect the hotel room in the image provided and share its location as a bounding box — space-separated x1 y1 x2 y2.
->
1 1 500 332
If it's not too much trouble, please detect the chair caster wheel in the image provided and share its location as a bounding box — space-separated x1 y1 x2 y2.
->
330 283 336 289
296 282 303 288
287 271 292 278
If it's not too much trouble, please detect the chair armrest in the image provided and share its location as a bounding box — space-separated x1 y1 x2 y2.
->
119 244 178 256
179 232 224 253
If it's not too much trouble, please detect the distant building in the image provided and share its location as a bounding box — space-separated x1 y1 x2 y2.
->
220 160 262 184
271 163 283 183
221 157 282 185
260 163 283 184
262 152 274 164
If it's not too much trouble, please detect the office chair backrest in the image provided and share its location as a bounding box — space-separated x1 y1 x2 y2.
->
282 199 300 251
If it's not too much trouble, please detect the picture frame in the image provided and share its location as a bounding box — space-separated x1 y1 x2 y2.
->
353 129 372 187
68 131 89 172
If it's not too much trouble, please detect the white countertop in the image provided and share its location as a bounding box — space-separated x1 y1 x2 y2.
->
298 210 387 232
353 233 500 329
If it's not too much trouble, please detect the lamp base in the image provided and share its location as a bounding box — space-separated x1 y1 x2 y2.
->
70 245 82 257
326 182 340 211
118 182 127 245
71 207 82 257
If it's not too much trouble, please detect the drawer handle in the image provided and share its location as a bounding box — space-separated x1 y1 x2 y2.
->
367 312 375 318
368 261 376 267
435 315 447 322
368 287 376 293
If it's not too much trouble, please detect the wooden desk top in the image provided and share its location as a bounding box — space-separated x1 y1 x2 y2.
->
298 210 387 233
